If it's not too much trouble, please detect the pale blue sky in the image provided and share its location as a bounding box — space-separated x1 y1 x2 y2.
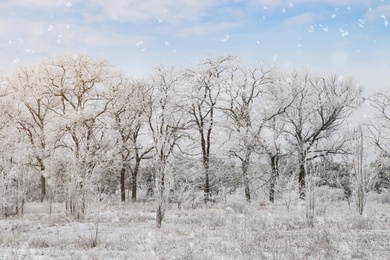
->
0 0 389 93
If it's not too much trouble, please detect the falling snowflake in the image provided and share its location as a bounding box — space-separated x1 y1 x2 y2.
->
339 27 349 37
136 41 143 46
289 2 294 8
331 14 336 19
164 41 169 46
359 19 365 28
65 2 72 7
307 25 316 32
220 34 230 42
12 57 20 65
381 15 389 27
47 24 53 32
282 8 286 13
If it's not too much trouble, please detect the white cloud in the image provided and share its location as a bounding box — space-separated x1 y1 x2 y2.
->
363 4 390 21
283 12 317 26
83 0 223 23
0 0 64 10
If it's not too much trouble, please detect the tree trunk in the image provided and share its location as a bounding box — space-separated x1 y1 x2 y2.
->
244 173 251 203
242 160 251 203
131 159 141 203
298 157 306 200
156 204 163 229
40 175 46 203
120 167 126 202
269 154 279 203
204 166 210 203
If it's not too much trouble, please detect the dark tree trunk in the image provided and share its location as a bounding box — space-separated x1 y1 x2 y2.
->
131 159 141 203
40 175 46 203
269 154 279 203
244 174 251 203
203 161 210 202
120 167 126 202
298 157 306 200
242 158 251 203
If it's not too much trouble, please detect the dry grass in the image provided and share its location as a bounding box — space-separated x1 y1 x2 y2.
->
1 196 390 259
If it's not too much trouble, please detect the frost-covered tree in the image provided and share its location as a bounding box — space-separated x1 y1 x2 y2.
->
184 55 235 202
148 66 189 228
282 71 362 199
108 76 153 202
10 64 59 202
368 90 390 157
222 62 293 202
39 54 115 218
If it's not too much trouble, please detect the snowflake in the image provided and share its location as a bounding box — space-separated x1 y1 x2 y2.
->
381 15 389 27
339 27 349 37
220 35 230 42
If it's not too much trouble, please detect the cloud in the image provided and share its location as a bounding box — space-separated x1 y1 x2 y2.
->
283 12 317 26
175 21 239 37
0 0 67 10
363 4 390 22
83 0 224 23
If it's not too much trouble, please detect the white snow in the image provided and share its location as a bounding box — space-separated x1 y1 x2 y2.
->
381 15 389 27
12 57 20 65
339 27 349 37
220 34 230 42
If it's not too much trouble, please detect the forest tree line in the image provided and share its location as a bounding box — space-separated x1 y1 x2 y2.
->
1 53 389 227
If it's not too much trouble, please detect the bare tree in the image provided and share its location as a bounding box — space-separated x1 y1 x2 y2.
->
148 66 189 228
368 91 390 157
282 71 362 199
41 54 115 218
11 65 58 202
108 77 153 202
351 125 366 215
184 55 235 202
222 62 293 202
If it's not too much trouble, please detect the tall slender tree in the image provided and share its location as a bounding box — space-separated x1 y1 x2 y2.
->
184 55 235 202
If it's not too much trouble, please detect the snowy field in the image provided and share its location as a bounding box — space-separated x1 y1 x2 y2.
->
1 192 390 260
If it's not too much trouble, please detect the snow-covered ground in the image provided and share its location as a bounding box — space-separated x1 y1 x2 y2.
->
1 193 390 259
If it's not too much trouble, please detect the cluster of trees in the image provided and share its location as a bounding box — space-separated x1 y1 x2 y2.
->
1 53 389 227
